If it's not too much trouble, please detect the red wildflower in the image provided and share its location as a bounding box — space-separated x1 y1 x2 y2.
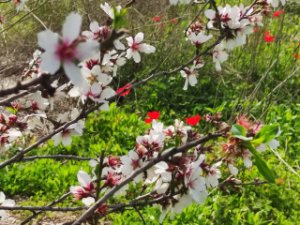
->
116 83 131 97
152 15 162 23
185 114 201 126
145 118 153 124
147 111 160 120
273 10 284 18
145 111 160 124
264 31 275 43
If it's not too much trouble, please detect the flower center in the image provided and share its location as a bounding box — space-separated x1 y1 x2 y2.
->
55 40 77 62
131 41 139 51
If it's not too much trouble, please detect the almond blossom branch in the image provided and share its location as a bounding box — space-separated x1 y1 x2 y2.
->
0 34 224 170
71 132 224 225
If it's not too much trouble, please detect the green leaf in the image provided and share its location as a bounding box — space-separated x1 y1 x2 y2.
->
244 143 277 183
251 124 280 145
113 8 127 29
232 124 247 136
5 106 17 114
231 124 252 141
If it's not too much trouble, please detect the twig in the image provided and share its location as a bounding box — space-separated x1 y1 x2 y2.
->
20 192 71 225
133 206 146 225
0 73 55 97
0 85 41 106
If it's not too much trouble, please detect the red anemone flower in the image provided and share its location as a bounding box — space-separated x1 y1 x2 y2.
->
185 114 201 126
264 31 275 43
273 10 284 18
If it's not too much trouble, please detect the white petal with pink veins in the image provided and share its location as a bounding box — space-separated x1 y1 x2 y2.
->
114 40 126 50
38 30 59 52
100 87 115 100
132 51 141 63
62 135 73 146
188 74 198 87
82 197 95 206
77 171 92 187
243 157 252 168
228 164 239 176
63 62 84 88
204 9 216 19
90 83 102 96
62 13 82 43
183 78 189 91
90 21 100 33
98 73 112 86
116 57 126 66
100 2 114 19
52 133 62 146
139 43 156 54
135 32 144 44
76 41 100 61
126 37 134 46
190 188 208 204
40 51 61 74
126 48 133 59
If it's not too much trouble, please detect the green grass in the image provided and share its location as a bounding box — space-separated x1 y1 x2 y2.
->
0 0 299 224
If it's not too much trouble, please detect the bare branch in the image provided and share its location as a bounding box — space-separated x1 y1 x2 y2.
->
20 192 71 225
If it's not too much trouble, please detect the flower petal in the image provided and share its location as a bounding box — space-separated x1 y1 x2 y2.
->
63 62 84 88
135 32 144 43
77 170 92 187
62 13 82 43
40 52 61 74
38 30 59 52
76 41 100 61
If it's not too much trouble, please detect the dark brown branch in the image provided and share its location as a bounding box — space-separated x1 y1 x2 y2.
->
0 74 56 97
20 192 71 225
0 85 42 106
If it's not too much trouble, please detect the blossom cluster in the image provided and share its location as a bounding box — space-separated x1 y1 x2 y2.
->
0 0 284 222
176 0 287 90
0 2 156 150
69 113 279 221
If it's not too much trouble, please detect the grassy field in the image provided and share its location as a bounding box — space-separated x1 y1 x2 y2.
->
0 0 299 224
